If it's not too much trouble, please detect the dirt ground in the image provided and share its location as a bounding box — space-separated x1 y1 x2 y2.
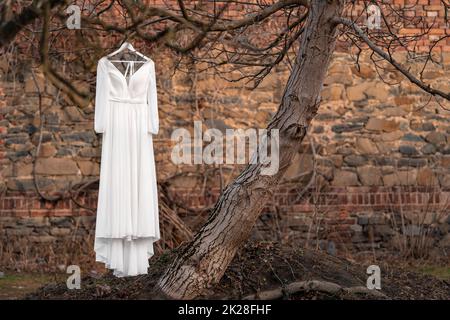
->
0 273 66 300
23 240 449 300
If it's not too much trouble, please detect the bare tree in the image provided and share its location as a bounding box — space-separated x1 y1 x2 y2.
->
1 0 448 299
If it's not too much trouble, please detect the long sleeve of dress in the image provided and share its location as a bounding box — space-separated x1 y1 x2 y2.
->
147 61 159 135
94 59 110 133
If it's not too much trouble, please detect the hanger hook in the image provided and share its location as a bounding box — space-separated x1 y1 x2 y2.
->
119 35 129 47
120 30 137 47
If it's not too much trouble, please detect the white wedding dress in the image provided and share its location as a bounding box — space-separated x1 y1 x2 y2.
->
93 53 160 277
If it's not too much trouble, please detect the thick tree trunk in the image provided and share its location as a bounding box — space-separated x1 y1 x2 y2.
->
157 0 344 299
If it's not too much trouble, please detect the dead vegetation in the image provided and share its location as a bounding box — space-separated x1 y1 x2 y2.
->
27 241 450 300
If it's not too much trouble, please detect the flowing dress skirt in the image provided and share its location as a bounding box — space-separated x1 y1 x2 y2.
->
94 100 160 277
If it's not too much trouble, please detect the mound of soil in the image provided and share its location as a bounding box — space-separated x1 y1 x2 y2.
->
27 241 450 300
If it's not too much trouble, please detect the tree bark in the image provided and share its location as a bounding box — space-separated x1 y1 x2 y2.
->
157 0 344 300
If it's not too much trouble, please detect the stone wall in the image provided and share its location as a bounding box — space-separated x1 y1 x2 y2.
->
1 49 449 267
1 2 450 268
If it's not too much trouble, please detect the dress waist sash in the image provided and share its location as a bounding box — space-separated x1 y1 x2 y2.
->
109 97 146 104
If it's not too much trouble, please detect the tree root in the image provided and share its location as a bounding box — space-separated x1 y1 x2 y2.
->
242 280 389 300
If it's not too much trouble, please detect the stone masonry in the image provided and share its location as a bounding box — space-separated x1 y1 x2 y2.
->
0 1 449 269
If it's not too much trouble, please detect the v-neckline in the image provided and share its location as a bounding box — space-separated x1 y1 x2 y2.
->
104 57 151 90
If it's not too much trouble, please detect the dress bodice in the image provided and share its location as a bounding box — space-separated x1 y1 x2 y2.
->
100 57 153 101
94 56 159 135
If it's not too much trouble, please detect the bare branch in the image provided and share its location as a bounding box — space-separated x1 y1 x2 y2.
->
335 17 450 101
39 1 90 107
0 0 67 48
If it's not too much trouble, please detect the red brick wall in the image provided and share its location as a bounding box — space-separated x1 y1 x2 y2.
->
1 186 448 255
